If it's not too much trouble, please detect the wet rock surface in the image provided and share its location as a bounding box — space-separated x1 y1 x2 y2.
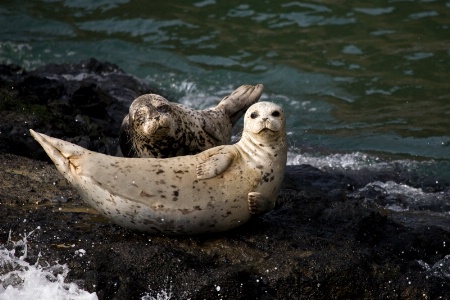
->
0 58 161 159
1 60 449 299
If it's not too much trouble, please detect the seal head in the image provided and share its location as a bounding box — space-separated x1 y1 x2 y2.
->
119 84 264 158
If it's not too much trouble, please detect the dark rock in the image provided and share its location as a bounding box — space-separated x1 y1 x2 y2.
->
0 58 164 159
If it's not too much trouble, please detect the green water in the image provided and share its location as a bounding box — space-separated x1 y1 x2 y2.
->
1 0 449 160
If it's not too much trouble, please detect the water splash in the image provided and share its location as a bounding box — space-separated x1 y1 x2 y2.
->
417 255 450 280
141 278 174 300
141 289 172 300
0 229 97 300
348 181 450 212
287 151 386 170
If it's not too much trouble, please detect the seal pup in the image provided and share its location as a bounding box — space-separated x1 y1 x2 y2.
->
29 101 287 235
119 84 264 158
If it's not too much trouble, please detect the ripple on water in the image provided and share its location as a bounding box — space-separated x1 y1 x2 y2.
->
354 7 395 16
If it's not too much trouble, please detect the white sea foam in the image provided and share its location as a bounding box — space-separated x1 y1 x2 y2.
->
141 289 173 300
417 255 450 280
287 151 388 170
0 229 98 300
0 229 175 300
288 151 450 212
173 80 236 110
348 181 449 212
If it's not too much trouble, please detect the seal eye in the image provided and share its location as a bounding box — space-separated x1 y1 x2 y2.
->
157 105 170 113
250 112 258 119
272 111 280 117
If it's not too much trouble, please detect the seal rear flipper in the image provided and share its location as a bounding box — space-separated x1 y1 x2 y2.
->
217 84 264 125
247 192 275 215
196 148 235 180
29 129 86 160
29 129 86 177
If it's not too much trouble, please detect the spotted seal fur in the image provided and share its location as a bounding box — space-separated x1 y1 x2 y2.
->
119 84 263 158
29 101 287 235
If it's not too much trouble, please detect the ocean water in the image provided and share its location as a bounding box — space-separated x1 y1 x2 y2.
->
0 1 449 298
1 0 449 161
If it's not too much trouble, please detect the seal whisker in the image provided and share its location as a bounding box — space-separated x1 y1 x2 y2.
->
234 128 243 141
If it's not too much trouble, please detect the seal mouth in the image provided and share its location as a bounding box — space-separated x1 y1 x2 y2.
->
156 125 170 133
257 127 277 134
147 125 170 137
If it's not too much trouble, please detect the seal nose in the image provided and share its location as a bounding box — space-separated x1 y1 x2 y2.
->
262 117 268 121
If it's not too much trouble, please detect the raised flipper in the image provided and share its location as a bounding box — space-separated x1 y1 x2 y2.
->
217 84 264 125
248 192 275 215
196 147 235 180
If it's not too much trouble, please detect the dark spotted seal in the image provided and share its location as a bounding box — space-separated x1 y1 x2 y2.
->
29 101 287 235
119 84 263 158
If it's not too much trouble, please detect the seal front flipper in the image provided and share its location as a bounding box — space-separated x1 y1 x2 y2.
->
217 84 264 125
196 147 235 180
247 192 275 215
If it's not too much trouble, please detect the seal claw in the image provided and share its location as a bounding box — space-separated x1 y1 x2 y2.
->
248 192 274 215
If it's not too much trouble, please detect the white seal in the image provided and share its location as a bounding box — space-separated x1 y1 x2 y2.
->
119 84 264 158
30 101 287 235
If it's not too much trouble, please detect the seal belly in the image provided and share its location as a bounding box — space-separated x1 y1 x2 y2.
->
73 153 253 234
76 177 252 234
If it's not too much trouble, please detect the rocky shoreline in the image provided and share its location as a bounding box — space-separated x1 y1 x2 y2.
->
0 60 449 299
